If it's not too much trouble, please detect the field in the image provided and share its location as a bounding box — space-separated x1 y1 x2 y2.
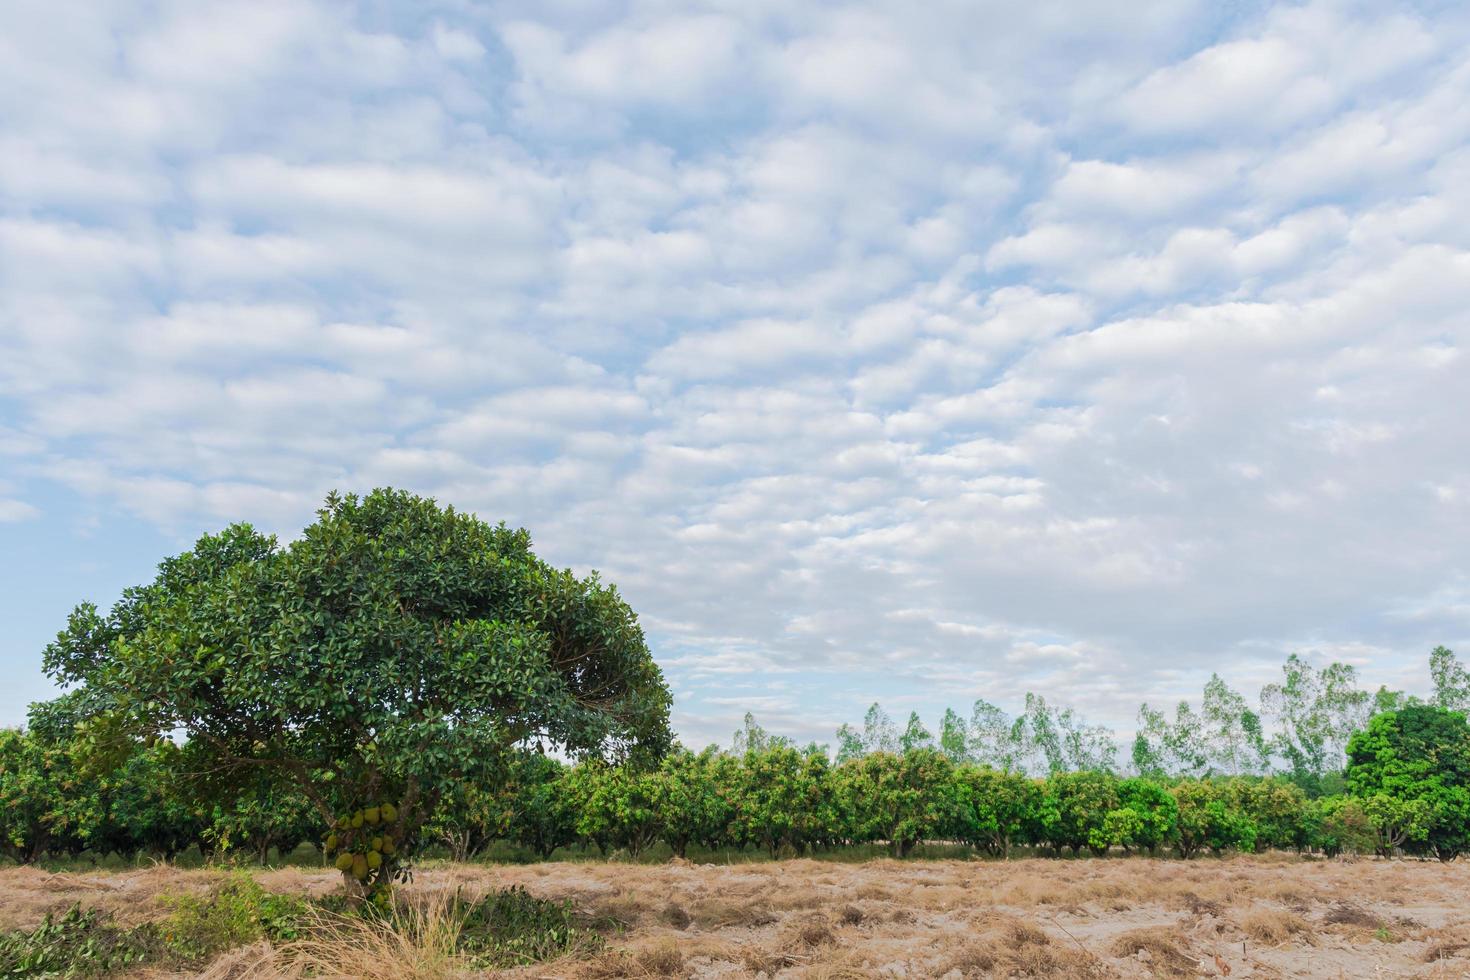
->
3 855 1468 978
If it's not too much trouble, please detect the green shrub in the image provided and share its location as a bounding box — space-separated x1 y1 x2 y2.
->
454 886 603 967
0 905 162 977
161 874 309 961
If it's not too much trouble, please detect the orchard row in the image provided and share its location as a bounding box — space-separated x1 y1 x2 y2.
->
4 704 1465 866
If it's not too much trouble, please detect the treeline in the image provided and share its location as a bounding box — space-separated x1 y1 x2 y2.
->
816 647 1470 788
4 701 1467 866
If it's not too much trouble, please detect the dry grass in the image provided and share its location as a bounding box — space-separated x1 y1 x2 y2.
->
9 854 1468 978
195 899 467 980
1238 908 1314 945
1109 926 1198 977
937 914 1107 978
658 902 692 930
688 895 777 929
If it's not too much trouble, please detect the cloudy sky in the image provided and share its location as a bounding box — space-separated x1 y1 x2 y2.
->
2 0 1468 749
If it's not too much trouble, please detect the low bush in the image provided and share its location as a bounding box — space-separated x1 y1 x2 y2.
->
0 905 163 978
160 873 310 960
455 885 605 967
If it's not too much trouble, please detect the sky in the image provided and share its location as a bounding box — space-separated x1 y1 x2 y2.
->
2 0 1469 751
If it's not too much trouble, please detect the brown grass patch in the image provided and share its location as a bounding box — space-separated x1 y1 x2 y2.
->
771 887 826 910
687 895 776 929
1321 903 1382 929
790 913 835 948
1108 926 1198 977
0 866 226 932
658 902 691 930
852 883 892 901
578 939 686 979
1423 940 1470 963
8 854 1465 979
940 916 1105 979
1238 908 1314 945
590 892 652 930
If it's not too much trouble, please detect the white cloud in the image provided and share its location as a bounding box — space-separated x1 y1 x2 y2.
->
3 0 1470 748
0 498 40 522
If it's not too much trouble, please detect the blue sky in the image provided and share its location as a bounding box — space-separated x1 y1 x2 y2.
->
2 0 1468 750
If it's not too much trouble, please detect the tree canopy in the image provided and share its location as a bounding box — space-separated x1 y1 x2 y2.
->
42 488 671 892
1346 704 1470 860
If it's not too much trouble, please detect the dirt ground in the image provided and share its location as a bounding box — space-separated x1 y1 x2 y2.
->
3 854 1469 977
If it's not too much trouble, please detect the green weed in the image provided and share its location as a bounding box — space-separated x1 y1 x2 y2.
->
0 905 163 978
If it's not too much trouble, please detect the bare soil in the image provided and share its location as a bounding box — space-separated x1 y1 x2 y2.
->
4 854 1468 977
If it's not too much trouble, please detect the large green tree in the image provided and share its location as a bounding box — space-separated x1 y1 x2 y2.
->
1346 704 1470 860
42 488 671 895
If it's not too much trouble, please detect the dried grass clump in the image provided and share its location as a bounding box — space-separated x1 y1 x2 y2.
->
938 941 997 975
1176 891 1223 916
836 904 865 926
797 951 873 980
658 903 691 930
742 944 801 974
769 888 824 910
1423 940 1470 963
738 913 839 974
1002 918 1051 949
1108 927 1198 977
635 939 686 976
791 914 835 948
198 900 466 980
1238 909 1314 945
940 917 1104 979
577 939 686 979
590 892 651 930
1321 903 1382 929
688 896 776 929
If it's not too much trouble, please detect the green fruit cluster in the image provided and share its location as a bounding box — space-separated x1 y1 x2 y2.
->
322 801 402 885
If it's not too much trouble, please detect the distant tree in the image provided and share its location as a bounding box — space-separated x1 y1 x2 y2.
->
1130 716 1166 778
1110 778 1178 855
1261 654 1369 781
735 746 836 856
1134 701 1209 777
1430 646 1470 712
1371 686 1418 715
1018 694 1116 773
1202 674 1268 775
900 712 935 753
1019 694 1066 774
838 749 955 856
861 703 899 755
968 700 1025 773
508 754 577 859
732 712 791 755
834 723 865 764
938 708 969 763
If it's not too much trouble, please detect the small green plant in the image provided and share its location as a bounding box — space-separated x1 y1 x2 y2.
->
0 905 162 977
161 874 309 961
454 886 604 967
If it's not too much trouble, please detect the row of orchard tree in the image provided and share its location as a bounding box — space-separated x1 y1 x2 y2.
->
6 699 1468 865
